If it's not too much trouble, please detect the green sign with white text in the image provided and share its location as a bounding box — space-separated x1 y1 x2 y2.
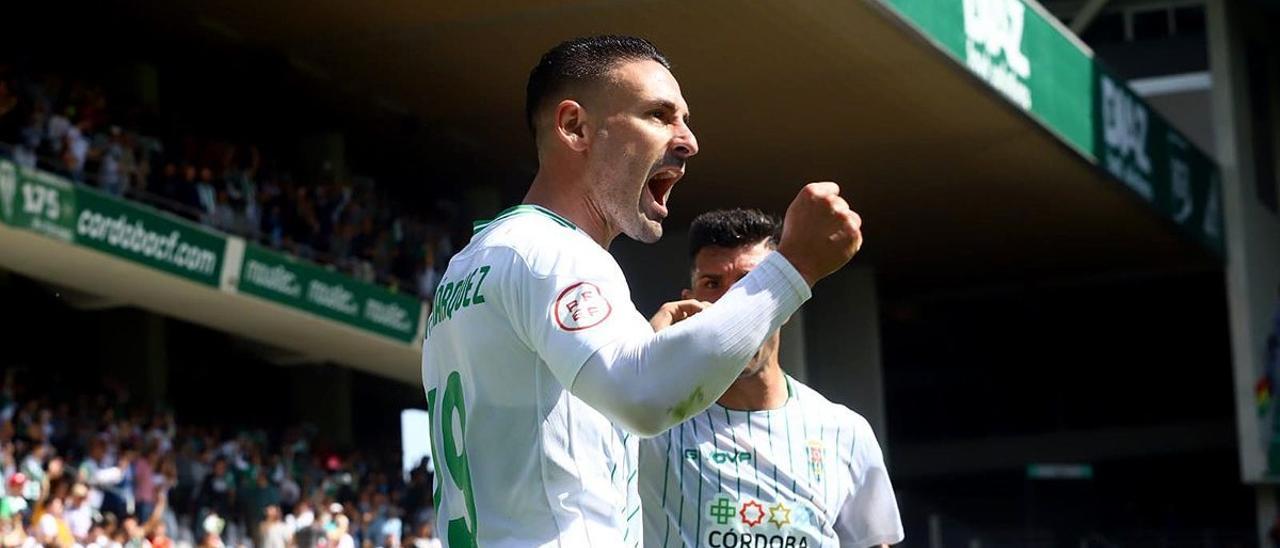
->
0 159 77 242
1094 70 1223 255
880 0 1224 256
237 244 422 343
74 188 227 287
1 160 423 343
0 160 227 286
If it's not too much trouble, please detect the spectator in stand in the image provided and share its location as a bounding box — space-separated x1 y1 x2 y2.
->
196 166 220 223
195 457 234 542
122 514 152 548
415 247 441 301
330 513 356 548
135 443 158 521
33 492 74 546
178 164 203 221
349 217 377 282
19 443 47 504
99 126 127 195
65 483 93 543
408 519 441 548
0 474 27 521
313 184 338 256
155 162 180 204
63 118 91 182
259 504 291 548
223 144 260 238
210 189 236 232
287 186 320 259
12 114 42 169
120 132 143 193
45 107 71 157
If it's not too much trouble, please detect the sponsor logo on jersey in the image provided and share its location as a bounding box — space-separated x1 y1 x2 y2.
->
686 449 754 464
554 281 612 331
805 440 825 483
739 500 766 527
700 496 815 547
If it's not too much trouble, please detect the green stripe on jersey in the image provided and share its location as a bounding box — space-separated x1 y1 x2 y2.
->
472 204 577 234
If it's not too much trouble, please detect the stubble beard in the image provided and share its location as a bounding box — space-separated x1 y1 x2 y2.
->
597 163 663 244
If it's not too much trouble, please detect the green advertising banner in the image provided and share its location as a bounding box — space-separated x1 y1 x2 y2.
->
884 0 1094 154
0 159 78 242
237 244 422 343
1094 70 1224 255
2 160 422 343
880 0 1224 256
74 187 227 287
0 160 227 286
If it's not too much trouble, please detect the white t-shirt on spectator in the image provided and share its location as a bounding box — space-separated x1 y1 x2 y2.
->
46 115 70 152
65 127 88 172
422 205 648 547
66 501 93 540
37 513 57 540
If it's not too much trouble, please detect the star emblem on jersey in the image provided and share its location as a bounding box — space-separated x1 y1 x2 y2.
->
739 500 765 527
553 281 612 331
767 502 792 528
708 497 736 525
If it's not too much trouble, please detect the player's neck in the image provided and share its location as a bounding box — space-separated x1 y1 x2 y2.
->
524 171 617 247
716 359 788 411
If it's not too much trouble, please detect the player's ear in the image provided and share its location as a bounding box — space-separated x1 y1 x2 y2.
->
554 100 589 152
680 288 692 300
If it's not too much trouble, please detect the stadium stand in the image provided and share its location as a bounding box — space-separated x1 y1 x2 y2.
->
0 66 453 302
0 369 439 548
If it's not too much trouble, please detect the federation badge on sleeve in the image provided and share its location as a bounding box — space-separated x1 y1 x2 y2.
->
554 281 612 331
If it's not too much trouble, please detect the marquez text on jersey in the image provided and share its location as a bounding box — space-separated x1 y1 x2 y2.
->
422 205 650 547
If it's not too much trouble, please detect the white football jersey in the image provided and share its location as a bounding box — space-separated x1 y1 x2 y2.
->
639 378 903 548
422 205 650 547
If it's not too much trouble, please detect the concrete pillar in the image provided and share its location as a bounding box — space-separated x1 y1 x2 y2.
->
1208 2 1280 544
1258 486 1277 546
801 266 887 444
289 364 354 447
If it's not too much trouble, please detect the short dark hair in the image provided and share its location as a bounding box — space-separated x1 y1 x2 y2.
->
688 209 781 258
525 35 671 134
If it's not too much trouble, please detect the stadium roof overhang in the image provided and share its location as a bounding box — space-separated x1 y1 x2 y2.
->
1 0 1225 385
132 0 1223 292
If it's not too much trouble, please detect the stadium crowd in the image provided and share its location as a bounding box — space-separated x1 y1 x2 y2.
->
0 373 440 548
0 68 452 301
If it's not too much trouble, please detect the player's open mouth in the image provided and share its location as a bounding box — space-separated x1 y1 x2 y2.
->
646 168 683 216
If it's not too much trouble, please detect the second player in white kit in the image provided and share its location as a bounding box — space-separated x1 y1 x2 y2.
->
641 210 902 548
641 379 901 548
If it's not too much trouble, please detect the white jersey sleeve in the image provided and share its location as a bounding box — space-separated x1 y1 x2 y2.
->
501 240 650 388
834 416 903 547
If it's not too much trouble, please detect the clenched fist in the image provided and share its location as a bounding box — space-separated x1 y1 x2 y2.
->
776 182 863 287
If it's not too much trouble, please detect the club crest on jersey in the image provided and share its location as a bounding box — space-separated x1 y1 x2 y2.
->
554 281 612 331
806 440 825 482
